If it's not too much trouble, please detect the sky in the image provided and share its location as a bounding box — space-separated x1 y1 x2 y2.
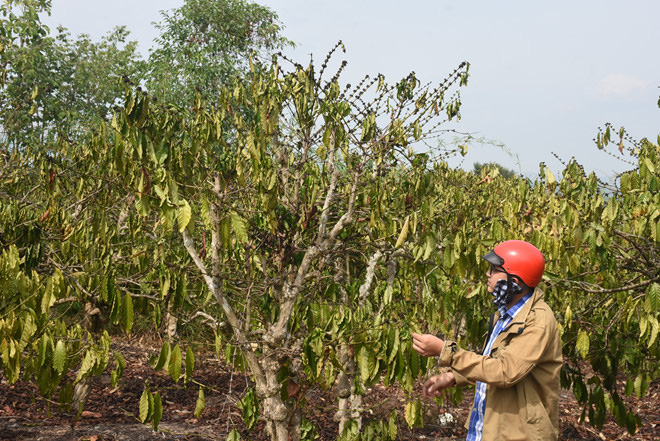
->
43 0 660 180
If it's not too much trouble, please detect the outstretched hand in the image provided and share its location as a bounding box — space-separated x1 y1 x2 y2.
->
423 371 456 397
411 332 445 357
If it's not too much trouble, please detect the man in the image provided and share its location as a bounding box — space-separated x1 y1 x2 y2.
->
412 240 562 441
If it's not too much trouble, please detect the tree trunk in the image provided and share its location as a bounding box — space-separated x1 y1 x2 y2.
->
334 341 361 435
260 356 293 441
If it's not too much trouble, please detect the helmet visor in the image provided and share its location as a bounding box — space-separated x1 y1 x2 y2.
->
482 250 505 266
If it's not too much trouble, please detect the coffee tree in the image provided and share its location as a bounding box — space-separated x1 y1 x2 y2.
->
101 42 469 439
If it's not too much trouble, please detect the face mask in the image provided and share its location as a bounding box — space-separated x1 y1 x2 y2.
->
491 278 523 313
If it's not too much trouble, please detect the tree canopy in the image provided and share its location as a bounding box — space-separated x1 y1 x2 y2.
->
0 1 143 146
144 0 292 107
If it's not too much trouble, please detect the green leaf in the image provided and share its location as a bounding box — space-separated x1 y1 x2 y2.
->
168 344 182 383
122 292 134 333
358 346 376 383
152 391 162 430
388 412 398 439
185 346 195 384
174 274 186 309
110 288 122 324
227 429 241 441
177 199 192 232
139 387 152 423
230 212 248 244
239 387 259 429
200 198 212 228
41 278 55 314
111 352 125 387
569 254 580 275
53 340 66 375
194 388 205 419
37 335 50 369
409 350 420 379
153 341 170 371
58 382 74 408
75 350 97 384
633 375 643 398
645 283 660 312
423 235 435 260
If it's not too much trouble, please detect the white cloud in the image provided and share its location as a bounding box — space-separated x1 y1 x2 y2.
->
597 74 649 97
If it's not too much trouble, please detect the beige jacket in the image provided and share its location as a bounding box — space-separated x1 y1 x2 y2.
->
439 289 562 441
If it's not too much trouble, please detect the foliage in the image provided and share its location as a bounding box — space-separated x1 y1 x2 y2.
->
1 2 659 439
0 1 142 146
144 0 291 108
473 161 516 179
103 38 471 439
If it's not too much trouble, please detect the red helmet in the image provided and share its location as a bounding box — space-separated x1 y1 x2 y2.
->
483 240 545 287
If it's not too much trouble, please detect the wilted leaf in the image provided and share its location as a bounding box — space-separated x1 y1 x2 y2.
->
177 199 192 232
194 388 205 419
395 216 410 248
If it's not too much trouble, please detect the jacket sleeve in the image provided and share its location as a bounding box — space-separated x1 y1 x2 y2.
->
451 368 474 387
438 308 557 388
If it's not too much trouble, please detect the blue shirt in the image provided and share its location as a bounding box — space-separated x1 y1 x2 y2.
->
466 290 534 441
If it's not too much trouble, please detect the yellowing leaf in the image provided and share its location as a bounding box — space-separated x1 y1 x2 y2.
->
644 157 655 174
639 315 649 339
648 317 659 349
177 199 192 233
645 283 660 312
576 329 590 359
395 216 410 248
230 212 248 244
139 387 152 423
358 346 375 383
194 388 206 419
545 167 557 187
404 399 421 428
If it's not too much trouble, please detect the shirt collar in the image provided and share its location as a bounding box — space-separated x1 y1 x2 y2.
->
499 288 534 320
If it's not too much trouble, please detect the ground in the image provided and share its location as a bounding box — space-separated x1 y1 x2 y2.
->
0 337 658 441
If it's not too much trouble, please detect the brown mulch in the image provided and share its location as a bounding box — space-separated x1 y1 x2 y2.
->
0 337 658 441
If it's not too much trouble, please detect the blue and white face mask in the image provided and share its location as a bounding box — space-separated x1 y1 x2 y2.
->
492 278 523 314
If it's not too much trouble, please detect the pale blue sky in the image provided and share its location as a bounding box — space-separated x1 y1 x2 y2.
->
44 0 659 179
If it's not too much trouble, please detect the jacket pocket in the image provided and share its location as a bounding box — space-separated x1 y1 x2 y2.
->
520 380 556 440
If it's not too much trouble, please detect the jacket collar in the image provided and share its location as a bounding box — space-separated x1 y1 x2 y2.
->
495 288 545 333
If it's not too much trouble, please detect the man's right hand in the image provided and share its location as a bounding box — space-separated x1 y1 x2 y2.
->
411 332 445 357
423 371 456 397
